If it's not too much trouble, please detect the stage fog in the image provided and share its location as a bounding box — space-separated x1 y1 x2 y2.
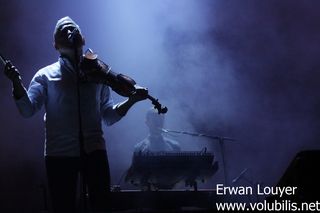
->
1 0 320 211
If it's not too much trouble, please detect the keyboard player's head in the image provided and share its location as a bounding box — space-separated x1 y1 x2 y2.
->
145 108 165 136
133 108 181 153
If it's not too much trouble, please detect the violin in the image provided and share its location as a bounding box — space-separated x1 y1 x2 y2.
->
80 49 168 114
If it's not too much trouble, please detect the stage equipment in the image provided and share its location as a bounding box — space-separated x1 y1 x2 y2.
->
161 128 235 185
267 150 320 202
125 150 218 191
108 189 220 211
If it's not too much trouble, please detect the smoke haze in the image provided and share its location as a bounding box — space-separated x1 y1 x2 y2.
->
1 0 320 210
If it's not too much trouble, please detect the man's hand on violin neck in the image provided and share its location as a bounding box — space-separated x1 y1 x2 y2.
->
130 85 148 102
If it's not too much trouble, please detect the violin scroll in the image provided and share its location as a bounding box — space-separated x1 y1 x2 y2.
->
147 95 168 114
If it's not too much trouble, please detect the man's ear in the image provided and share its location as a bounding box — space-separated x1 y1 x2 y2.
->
82 36 86 46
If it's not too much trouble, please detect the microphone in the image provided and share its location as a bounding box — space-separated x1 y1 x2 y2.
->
232 168 248 184
160 128 169 133
67 28 82 46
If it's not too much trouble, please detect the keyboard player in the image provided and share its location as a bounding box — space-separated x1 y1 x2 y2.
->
134 108 181 153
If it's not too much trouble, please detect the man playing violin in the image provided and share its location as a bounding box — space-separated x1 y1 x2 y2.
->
4 16 148 212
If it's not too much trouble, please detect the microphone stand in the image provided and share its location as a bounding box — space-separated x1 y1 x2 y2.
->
72 42 88 212
232 168 248 184
162 128 235 185
232 168 262 203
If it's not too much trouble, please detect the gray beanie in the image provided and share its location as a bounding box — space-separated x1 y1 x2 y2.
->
53 16 81 42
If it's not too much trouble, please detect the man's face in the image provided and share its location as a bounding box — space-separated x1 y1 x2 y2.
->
55 23 84 49
146 114 164 134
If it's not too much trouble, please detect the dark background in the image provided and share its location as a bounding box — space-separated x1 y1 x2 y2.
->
1 0 320 211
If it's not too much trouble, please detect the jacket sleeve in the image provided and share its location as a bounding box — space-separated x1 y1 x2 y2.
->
100 85 122 126
15 72 46 118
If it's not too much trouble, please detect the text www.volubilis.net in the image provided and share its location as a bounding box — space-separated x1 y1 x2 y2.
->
216 200 320 212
